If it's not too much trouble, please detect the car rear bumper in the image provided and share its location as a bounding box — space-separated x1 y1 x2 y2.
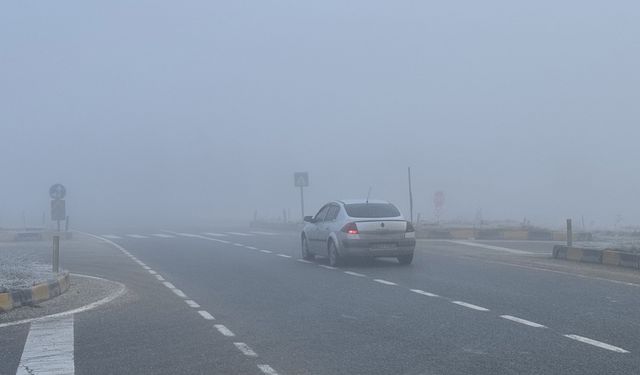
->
340 238 416 257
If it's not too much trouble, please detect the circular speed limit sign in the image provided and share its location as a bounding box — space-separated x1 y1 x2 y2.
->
49 184 67 200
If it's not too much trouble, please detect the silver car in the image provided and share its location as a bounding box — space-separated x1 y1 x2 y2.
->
301 199 416 266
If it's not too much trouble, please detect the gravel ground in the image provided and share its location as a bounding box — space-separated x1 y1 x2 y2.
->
0 241 56 292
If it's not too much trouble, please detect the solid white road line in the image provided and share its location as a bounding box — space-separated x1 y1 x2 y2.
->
198 311 215 320
451 301 490 311
448 240 535 255
155 275 165 281
16 316 74 375
500 315 547 328
250 231 277 235
260 250 273 254
185 300 200 308
214 324 236 337
276 254 292 258
171 289 188 299
563 334 629 353
373 279 397 286
0 274 127 329
319 265 337 270
101 235 122 239
344 271 366 277
126 234 148 239
227 232 253 236
202 232 228 237
152 233 175 238
297 259 312 264
257 364 280 375
163 282 177 289
234 342 258 357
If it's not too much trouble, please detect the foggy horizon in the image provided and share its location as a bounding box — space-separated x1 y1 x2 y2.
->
2 1 639 230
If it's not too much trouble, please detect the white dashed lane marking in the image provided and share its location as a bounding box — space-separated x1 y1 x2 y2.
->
451 301 490 311
16 316 74 375
373 279 397 286
246 246 258 250
258 364 280 375
250 231 277 235
319 265 337 270
344 271 366 277
155 274 165 281
101 235 121 239
563 334 629 353
185 300 200 308
234 342 258 357
260 250 273 254
163 282 177 289
171 288 188 298
233 243 244 247
227 232 253 237
214 324 236 337
126 234 149 239
500 315 547 328
152 233 175 238
148 270 157 275
198 311 215 320
447 240 535 255
410 289 439 297
297 259 312 264
276 254 292 258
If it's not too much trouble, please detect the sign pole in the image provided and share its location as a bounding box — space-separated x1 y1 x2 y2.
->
53 235 60 273
300 186 305 221
408 167 414 223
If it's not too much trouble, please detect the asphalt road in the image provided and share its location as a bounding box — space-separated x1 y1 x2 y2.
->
2 228 640 374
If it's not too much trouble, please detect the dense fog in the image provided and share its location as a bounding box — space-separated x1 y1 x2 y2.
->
2 1 639 229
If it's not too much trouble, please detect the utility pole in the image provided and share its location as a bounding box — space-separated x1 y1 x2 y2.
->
408 167 414 223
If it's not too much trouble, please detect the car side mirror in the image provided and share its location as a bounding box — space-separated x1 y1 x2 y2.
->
303 216 315 223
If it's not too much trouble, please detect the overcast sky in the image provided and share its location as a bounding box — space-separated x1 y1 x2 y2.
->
1 1 639 229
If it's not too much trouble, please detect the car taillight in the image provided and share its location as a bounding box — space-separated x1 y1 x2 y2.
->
406 221 415 232
341 222 359 235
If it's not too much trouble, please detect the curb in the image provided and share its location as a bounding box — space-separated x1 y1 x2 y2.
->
552 245 639 270
0 272 70 313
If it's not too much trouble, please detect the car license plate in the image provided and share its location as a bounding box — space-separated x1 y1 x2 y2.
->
371 243 397 250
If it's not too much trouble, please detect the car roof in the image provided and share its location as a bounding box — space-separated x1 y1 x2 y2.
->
336 199 391 205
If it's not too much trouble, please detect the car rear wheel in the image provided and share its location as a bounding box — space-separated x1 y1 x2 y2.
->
301 236 314 260
397 254 413 265
328 240 341 267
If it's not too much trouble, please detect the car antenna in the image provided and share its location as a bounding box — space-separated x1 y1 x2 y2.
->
366 186 372 204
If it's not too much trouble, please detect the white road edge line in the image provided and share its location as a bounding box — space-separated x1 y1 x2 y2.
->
451 301 490 311
234 342 258 357
500 315 547 328
214 324 236 337
409 289 439 297
257 364 280 375
447 240 535 255
563 334 629 353
198 311 215 320
373 279 397 286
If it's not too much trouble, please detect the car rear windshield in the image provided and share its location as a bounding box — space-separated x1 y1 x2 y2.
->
344 203 401 218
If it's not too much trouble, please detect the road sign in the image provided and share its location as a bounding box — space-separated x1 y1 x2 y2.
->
51 199 66 221
49 184 66 200
294 172 309 187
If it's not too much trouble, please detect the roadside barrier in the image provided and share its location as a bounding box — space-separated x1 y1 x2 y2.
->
0 272 70 313
553 246 639 270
